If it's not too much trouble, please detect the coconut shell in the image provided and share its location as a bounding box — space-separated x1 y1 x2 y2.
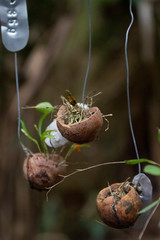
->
56 105 103 143
96 183 142 229
23 153 66 191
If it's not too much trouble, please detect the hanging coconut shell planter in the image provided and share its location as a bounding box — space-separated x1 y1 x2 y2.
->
20 102 69 191
57 105 103 144
96 180 142 229
56 90 105 144
23 153 66 191
21 102 90 191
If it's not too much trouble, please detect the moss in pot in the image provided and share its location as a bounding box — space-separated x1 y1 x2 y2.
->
96 180 142 229
56 91 110 144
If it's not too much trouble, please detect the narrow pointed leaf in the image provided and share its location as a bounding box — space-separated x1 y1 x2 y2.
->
21 120 41 152
21 119 30 135
38 113 48 136
138 198 160 214
125 159 155 165
21 129 39 146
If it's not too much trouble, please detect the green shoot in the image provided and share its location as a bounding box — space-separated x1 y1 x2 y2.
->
21 120 41 152
40 130 56 144
40 130 56 153
21 102 55 153
38 112 48 136
35 102 54 137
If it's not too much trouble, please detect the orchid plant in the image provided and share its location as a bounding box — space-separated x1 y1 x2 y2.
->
21 102 90 160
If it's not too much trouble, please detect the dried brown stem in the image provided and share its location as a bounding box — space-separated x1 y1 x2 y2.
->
46 160 125 200
138 201 160 240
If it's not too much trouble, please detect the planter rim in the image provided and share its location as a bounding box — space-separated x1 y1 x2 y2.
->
57 105 101 127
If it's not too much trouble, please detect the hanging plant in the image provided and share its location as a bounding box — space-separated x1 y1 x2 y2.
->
96 179 142 229
56 90 110 144
21 101 89 191
23 153 66 191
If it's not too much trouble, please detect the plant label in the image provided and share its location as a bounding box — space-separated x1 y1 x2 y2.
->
132 173 152 202
132 173 153 229
0 0 29 52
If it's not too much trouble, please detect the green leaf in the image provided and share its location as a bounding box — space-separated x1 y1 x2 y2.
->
125 159 155 165
36 102 54 114
40 130 55 143
138 198 160 214
158 129 160 144
144 165 160 176
40 130 56 153
38 113 48 136
21 120 41 152
43 134 56 140
21 119 30 135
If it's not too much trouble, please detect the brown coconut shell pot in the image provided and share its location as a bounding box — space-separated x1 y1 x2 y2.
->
56 105 103 144
23 153 66 191
96 182 142 229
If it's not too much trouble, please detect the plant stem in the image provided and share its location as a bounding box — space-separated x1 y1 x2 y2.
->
38 113 48 136
46 160 125 200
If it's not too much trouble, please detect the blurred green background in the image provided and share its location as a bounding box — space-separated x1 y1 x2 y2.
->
1 0 160 239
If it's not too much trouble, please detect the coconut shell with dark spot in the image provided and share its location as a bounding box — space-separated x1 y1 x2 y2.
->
23 153 66 191
96 182 142 229
56 105 103 144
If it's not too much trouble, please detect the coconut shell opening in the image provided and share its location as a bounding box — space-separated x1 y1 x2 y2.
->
56 105 103 143
96 182 142 229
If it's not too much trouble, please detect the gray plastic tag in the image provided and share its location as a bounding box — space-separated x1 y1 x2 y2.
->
132 173 152 202
132 173 153 229
0 0 29 52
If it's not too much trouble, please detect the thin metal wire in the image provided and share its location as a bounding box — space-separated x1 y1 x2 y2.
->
125 0 141 173
82 0 92 104
15 52 30 156
15 52 21 139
